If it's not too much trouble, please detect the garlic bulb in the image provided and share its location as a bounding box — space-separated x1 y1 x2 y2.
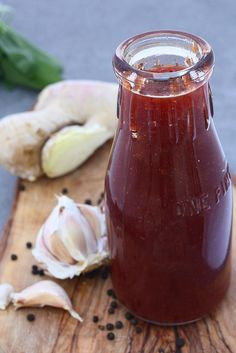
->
32 195 108 279
11 280 82 321
0 283 14 310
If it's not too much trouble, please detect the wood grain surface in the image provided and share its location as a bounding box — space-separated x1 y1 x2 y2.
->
0 142 235 353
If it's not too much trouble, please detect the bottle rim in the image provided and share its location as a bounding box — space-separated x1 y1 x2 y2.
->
113 30 214 97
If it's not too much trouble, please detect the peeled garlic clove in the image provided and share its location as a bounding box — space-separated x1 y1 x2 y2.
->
0 283 14 310
33 195 108 279
11 280 82 321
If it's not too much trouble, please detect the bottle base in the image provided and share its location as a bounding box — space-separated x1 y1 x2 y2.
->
133 312 204 326
120 300 205 326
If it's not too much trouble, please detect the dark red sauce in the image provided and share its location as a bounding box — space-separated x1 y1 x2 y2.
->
105 65 232 324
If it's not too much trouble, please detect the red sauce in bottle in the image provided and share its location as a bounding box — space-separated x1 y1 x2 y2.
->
105 56 232 324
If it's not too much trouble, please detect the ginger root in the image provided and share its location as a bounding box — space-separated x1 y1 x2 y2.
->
0 80 118 181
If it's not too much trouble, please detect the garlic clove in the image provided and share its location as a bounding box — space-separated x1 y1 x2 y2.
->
33 225 88 279
78 204 106 239
40 195 94 264
58 199 97 262
47 231 77 265
0 283 14 310
11 280 82 321
53 195 98 262
78 203 108 254
39 200 77 265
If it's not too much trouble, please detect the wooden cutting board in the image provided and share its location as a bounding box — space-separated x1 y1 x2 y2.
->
0 141 235 353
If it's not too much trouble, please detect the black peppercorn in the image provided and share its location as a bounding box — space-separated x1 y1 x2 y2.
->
84 199 92 205
11 254 17 261
115 321 123 329
27 313 35 322
176 337 185 348
26 242 32 249
135 326 142 334
108 307 115 314
125 312 134 320
106 323 114 331
107 332 115 340
107 288 114 297
93 315 99 323
39 269 45 276
130 318 138 326
110 300 117 309
61 187 68 195
31 265 39 275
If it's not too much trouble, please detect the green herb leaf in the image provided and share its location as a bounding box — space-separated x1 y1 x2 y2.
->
0 19 63 90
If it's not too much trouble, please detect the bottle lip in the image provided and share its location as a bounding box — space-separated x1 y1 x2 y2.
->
113 30 214 96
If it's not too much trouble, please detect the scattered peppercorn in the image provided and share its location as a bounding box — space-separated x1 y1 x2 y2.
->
158 349 164 353
11 254 18 261
93 315 99 323
125 312 134 321
107 332 115 340
31 265 45 276
135 326 143 334
61 187 68 195
100 267 109 280
107 288 115 297
115 321 123 329
98 325 105 331
39 269 45 276
106 323 114 331
108 307 115 314
84 199 92 205
130 318 138 326
26 242 32 249
176 337 185 348
112 292 117 299
27 313 35 322
100 192 104 199
19 184 26 192
110 300 117 309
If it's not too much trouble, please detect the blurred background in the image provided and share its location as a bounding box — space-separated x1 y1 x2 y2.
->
0 0 236 229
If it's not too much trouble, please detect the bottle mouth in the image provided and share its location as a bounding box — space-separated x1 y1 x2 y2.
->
113 30 214 97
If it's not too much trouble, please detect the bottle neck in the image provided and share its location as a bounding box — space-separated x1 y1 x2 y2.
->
118 82 212 143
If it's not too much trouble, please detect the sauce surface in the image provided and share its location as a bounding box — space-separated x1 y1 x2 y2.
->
105 66 232 324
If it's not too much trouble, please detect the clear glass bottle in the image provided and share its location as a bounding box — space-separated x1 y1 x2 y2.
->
105 31 233 325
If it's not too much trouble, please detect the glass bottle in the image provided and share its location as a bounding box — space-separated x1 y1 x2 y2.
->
105 31 232 325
